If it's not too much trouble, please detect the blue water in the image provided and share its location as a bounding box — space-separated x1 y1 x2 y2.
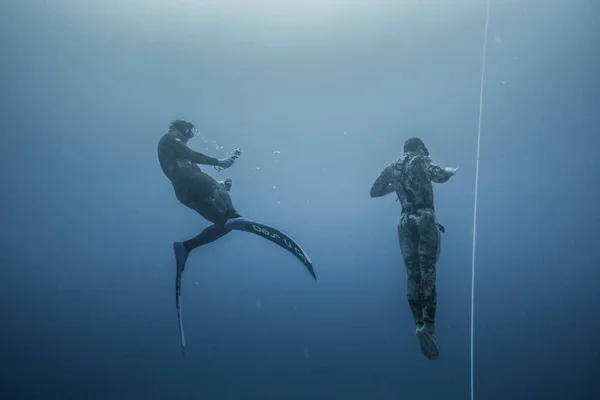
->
1 1 598 399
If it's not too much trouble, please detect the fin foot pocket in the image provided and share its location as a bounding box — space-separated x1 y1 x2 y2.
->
416 325 439 360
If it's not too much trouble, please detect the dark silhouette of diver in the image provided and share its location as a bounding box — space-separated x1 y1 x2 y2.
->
370 137 458 360
157 119 315 351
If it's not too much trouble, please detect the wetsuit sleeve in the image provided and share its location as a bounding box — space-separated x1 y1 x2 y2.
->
370 165 396 198
170 138 220 166
423 156 453 183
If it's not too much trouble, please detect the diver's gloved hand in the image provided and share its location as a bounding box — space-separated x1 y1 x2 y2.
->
445 167 459 175
217 157 235 170
218 178 233 191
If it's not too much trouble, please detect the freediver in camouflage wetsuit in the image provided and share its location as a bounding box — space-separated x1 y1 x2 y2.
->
370 137 458 360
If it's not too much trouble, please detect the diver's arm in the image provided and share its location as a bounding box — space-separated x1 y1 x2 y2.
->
171 138 220 166
370 166 395 198
423 156 456 183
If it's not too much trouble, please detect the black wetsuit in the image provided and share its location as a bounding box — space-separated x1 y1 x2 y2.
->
158 133 239 251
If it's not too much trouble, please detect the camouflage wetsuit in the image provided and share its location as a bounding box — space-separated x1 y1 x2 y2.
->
370 152 454 327
158 132 239 250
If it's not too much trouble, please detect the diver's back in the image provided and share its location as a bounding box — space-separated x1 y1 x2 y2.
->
395 153 435 213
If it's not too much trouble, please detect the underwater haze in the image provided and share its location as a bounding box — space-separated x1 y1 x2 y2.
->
1 0 599 399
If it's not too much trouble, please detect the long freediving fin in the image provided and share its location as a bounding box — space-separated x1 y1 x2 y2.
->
224 217 317 280
173 242 188 354
176 267 186 354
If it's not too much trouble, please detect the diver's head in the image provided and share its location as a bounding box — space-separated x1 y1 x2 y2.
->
169 119 196 143
404 137 429 156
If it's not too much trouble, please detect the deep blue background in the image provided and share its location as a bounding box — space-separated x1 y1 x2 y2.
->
1 0 598 399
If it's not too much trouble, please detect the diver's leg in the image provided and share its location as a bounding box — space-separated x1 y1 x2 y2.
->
419 255 438 327
173 224 231 274
183 224 230 252
405 257 423 326
177 173 239 226
179 173 316 280
397 215 422 326
415 210 442 360
178 178 236 251
209 183 240 222
173 174 237 273
418 212 441 327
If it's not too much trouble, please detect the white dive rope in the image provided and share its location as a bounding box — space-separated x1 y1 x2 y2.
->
471 0 491 399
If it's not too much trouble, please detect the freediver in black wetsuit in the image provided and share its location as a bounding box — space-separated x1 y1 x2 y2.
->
157 119 315 351
157 119 240 272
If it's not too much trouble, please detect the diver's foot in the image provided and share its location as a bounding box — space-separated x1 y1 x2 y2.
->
173 242 190 274
416 322 439 360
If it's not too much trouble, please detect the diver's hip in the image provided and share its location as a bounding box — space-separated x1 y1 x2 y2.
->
401 204 435 215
